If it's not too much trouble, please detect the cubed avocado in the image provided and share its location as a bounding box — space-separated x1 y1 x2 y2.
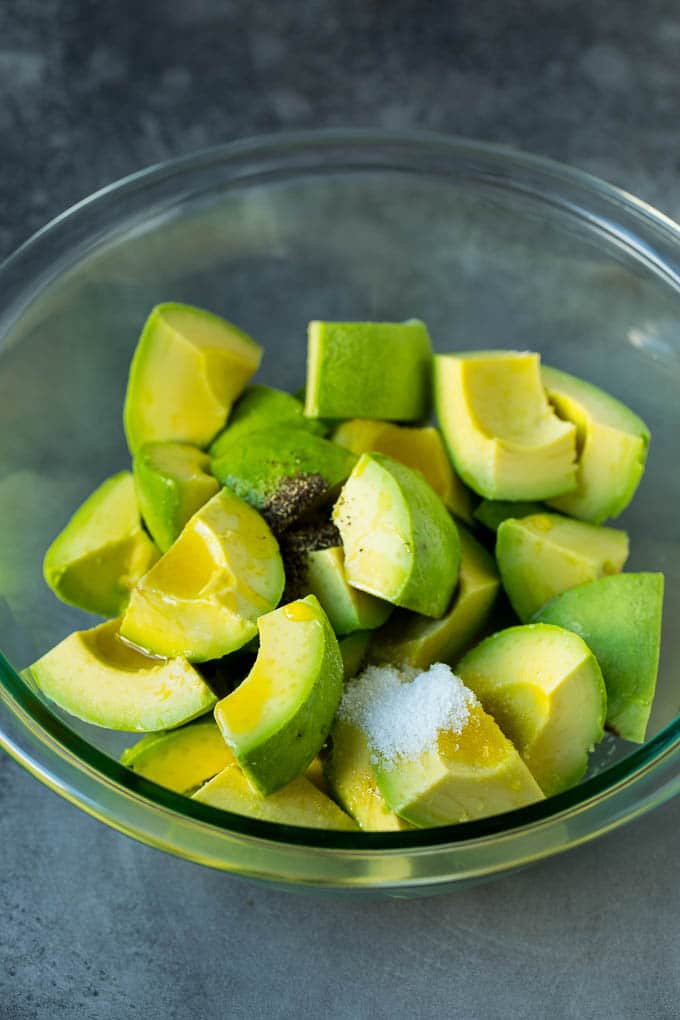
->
120 487 285 662
133 441 219 552
534 573 664 743
29 619 216 732
43 471 159 618
541 364 650 523
210 384 327 460
496 512 629 622
434 351 577 500
305 546 392 635
333 453 460 618
214 596 343 795
212 427 357 534
305 320 432 420
458 623 607 796
124 303 261 453
192 763 357 830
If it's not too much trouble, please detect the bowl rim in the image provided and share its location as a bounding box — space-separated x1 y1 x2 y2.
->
1 127 679 883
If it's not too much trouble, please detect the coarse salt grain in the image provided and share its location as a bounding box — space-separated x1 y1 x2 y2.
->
337 661 476 768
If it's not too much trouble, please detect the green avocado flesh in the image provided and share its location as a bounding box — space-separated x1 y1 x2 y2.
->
121 719 234 793
542 364 650 524
43 471 159 617
124 303 261 454
133 442 219 552
370 526 499 669
212 426 357 533
534 573 664 743
210 384 327 459
305 546 393 635
333 453 461 618
120 487 284 662
433 351 578 500
375 702 544 827
458 624 607 796
214 595 344 795
332 419 472 523
473 499 545 532
192 764 357 830
338 631 372 680
496 513 629 622
305 320 432 420
325 719 413 831
29 619 217 731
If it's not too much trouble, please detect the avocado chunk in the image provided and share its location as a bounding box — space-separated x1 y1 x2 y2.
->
332 419 472 523
214 595 343 795
434 351 577 500
305 546 392 635
325 719 413 831
192 763 357 830
43 471 159 618
473 499 545 532
305 320 432 421
29 619 216 731
120 487 285 661
534 573 664 743
376 702 544 826
458 624 607 796
338 631 372 680
133 442 219 552
541 364 651 523
370 526 499 669
333 453 461 618
210 384 327 459
496 512 629 622
337 662 543 826
212 426 357 534
121 719 234 793
124 303 261 454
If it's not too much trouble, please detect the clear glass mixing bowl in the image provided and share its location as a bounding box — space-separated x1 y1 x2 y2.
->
1 130 679 894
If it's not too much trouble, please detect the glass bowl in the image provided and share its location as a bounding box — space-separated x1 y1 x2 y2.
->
1 130 679 895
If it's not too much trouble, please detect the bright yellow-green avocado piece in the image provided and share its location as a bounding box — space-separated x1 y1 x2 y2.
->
541 364 651 523
133 442 219 552
43 471 159 617
124 303 261 454
333 453 461 618
338 631 372 680
534 573 664 743
121 719 234 794
305 320 432 420
332 419 472 522
325 718 413 831
120 487 284 661
458 624 607 796
29 619 216 732
305 546 392 635
210 384 327 459
433 351 578 500
375 702 544 827
370 526 499 669
215 595 343 795
192 762 357 830
496 512 629 622
212 426 357 534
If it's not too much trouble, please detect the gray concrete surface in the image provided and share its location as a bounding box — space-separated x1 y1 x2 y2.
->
2 1 680 1017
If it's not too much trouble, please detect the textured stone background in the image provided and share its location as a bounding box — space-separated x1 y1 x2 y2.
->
2 1 680 1017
